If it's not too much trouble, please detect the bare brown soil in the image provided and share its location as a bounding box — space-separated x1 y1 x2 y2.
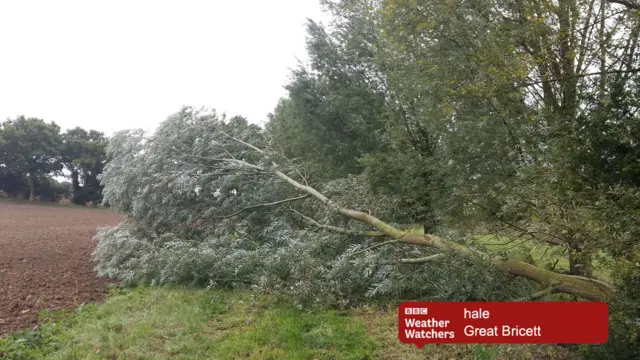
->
0 201 123 336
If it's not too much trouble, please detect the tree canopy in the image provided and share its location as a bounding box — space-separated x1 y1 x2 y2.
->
0 117 108 204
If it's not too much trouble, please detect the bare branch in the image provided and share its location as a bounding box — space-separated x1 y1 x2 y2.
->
289 209 385 236
349 240 399 256
171 146 265 172
214 195 310 219
608 0 640 10
397 254 445 264
278 144 308 186
377 254 445 265
170 146 263 169
218 131 266 154
218 158 264 171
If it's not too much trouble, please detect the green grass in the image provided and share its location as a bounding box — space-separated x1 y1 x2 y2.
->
0 287 578 360
1 287 378 360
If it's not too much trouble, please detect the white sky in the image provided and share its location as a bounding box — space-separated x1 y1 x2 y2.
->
0 0 331 136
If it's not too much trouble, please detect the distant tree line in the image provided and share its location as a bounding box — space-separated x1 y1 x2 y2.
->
0 115 108 205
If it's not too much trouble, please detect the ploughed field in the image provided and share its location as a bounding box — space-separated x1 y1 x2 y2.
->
0 201 123 336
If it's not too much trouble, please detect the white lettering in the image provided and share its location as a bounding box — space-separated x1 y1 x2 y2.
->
463 308 490 319
404 318 451 327
502 325 542 337
464 325 499 336
405 329 456 339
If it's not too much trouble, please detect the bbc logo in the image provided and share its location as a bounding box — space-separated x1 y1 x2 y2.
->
405 307 428 315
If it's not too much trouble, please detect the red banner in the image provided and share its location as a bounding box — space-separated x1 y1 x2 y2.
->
398 301 608 347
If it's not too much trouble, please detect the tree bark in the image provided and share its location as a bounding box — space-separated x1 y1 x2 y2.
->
28 173 35 201
71 168 80 193
71 168 85 205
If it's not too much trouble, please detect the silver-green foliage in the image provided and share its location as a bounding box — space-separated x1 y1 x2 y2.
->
94 106 537 308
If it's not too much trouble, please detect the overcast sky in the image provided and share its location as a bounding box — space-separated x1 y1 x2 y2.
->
0 0 330 136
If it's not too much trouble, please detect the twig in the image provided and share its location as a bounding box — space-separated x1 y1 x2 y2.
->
170 146 264 171
218 131 265 154
349 240 399 257
381 254 445 265
213 195 310 219
277 144 309 186
539 245 551 262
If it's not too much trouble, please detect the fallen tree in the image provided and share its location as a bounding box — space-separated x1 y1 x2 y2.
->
98 109 616 304
176 128 615 302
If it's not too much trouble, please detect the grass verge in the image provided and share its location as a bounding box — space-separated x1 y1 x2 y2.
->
1 287 578 360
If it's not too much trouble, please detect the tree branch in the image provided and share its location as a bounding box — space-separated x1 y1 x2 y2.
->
396 254 445 264
289 209 385 236
218 131 266 154
214 195 310 219
512 68 640 92
376 254 445 265
349 240 399 256
170 146 265 171
608 0 640 10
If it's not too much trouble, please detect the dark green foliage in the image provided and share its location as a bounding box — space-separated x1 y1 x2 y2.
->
0 116 62 200
33 177 72 202
60 127 108 205
267 20 388 182
0 118 107 204
580 250 640 360
0 172 28 197
0 172 70 202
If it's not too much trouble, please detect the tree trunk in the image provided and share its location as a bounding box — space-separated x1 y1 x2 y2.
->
71 168 85 205
71 168 80 193
28 173 36 201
